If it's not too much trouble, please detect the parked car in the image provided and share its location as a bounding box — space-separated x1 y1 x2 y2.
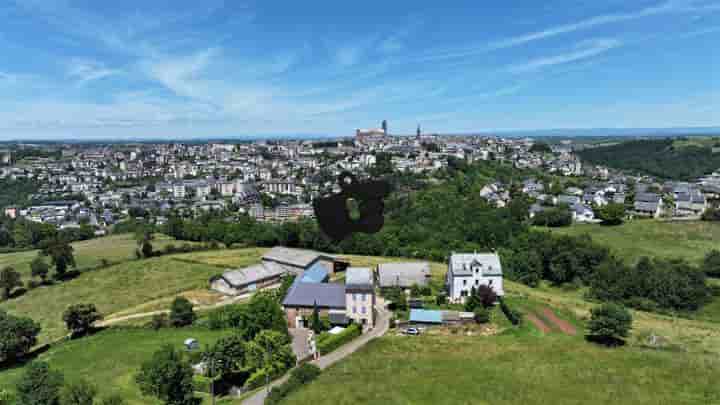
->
404 327 420 335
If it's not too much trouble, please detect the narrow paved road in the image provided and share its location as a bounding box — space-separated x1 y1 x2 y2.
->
242 302 391 405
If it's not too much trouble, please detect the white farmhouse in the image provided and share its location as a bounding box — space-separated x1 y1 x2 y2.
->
446 252 504 303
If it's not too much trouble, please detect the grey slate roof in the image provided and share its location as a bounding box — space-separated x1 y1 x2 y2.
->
262 246 334 269
635 192 661 203
345 267 373 291
377 262 431 288
282 278 346 309
219 261 286 288
449 253 502 277
634 201 659 213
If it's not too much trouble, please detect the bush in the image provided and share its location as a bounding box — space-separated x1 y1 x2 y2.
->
316 323 362 354
499 298 522 326
473 307 490 324
169 297 196 327
587 303 633 345
266 364 321 405
244 367 275 390
17 361 64 405
193 375 213 394
60 378 97 405
99 394 127 405
148 313 168 330
703 250 720 278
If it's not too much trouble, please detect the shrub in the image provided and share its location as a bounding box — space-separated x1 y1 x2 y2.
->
98 394 127 405
169 297 196 327
193 375 213 394
244 367 274 390
60 378 97 405
16 361 64 405
473 307 490 324
149 313 168 330
499 298 522 326
0 388 13 405
206 304 247 330
703 250 720 278
476 285 498 308
317 323 361 354
587 303 633 345
266 364 321 405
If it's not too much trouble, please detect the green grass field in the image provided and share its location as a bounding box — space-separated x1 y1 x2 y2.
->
0 233 192 279
542 220 720 265
0 248 264 345
283 332 719 405
0 328 234 405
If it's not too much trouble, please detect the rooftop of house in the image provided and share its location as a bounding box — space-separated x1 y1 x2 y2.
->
262 246 334 268
377 262 431 287
218 261 286 288
282 278 346 309
345 267 373 290
449 253 502 276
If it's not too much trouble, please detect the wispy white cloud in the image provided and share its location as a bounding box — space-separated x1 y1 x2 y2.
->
413 0 720 62
66 59 121 85
507 39 622 73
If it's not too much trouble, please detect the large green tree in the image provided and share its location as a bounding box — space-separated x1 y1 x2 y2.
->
0 266 22 300
0 310 41 362
135 345 195 405
596 203 626 225
30 255 50 283
63 304 103 336
42 237 76 279
169 297 196 327
16 361 65 405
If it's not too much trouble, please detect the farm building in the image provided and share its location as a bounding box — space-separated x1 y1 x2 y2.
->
210 246 345 296
377 262 431 289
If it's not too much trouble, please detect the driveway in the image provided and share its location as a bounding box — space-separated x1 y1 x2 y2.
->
289 328 311 362
242 299 391 405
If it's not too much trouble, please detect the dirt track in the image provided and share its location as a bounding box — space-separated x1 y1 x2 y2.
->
540 308 577 335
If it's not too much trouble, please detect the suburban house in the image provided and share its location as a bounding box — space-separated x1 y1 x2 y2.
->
571 203 596 223
282 266 376 330
377 262 432 289
446 252 504 303
675 190 707 217
210 246 344 296
633 192 665 218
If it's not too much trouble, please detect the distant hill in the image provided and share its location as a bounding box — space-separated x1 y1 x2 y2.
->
577 138 720 180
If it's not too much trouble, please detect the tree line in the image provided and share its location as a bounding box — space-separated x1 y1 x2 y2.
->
578 138 720 180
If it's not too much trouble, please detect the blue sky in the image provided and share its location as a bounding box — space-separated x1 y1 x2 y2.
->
0 0 718 140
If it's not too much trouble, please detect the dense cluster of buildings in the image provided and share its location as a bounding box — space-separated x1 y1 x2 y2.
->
1 126 718 231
